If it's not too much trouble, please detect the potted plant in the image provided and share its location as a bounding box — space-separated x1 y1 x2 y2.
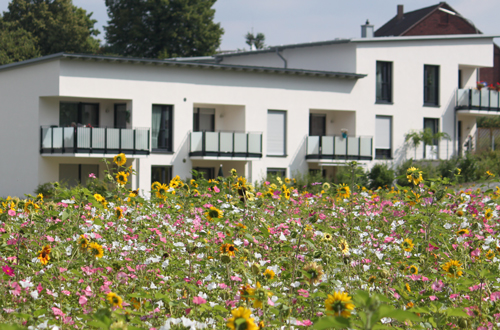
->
477 81 485 90
341 128 348 138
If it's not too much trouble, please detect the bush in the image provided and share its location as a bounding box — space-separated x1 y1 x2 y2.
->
368 163 394 190
334 164 369 189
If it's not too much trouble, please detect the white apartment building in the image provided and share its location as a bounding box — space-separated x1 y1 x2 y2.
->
0 33 496 197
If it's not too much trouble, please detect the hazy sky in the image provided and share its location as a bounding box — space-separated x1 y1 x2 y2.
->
0 0 499 51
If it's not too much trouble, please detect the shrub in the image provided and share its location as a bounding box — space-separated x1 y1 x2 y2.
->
368 163 394 190
334 164 368 189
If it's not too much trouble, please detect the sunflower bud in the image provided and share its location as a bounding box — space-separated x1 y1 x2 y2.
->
305 230 314 239
458 319 468 328
313 250 322 258
380 268 390 278
220 254 231 264
251 263 261 275
290 231 298 238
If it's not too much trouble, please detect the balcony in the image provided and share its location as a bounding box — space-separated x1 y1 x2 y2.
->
456 88 500 111
40 126 150 155
189 131 262 159
306 136 372 161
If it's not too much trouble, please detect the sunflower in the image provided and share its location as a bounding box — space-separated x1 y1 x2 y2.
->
94 193 105 203
456 228 469 235
130 297 141 310
456 209 464 217
116 171 128 185
323 233 333 241
115 207 123 219
409 265 418 275
129 189 139 198
339 239 349 255
220 243 238 257
151 181 161 191
205 206 223 221
190 179 198 188
78 235 89 250
263 269 275 280
485 250 495 260
246 282 271 309
405 283 411 292
406 167 423 186
226 306 258 330
88 242 104 259
367 275 376 284
401 238 414 252
230 168 238 177
303 262 324 285
258 321 265 329
442 259 463 278
113 153 127 167
487 170 495 177
24 200 40 213
37 245 51 265
239 284 253 302
106 292 123 308
325 291 355 318
155 184 169 199
283 189 291 200
485 208 493 220
337 184 351 199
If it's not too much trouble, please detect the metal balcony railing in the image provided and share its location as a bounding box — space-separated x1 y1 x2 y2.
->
456 88 500 111
189 131 262 158
306 135 372 160
40 126 150 155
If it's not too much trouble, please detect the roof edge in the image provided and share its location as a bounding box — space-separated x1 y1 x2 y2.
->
354 34 500 42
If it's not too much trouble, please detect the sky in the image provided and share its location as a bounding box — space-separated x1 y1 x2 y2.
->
0 0 499 51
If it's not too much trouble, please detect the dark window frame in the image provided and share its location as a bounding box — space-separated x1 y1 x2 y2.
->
267 110 287 157
193 167 215 180
59 102 99 127
423 118 439 159
267 168 287 178
193 108 215 132
376 61 393 103
375 115 393 160
151 165 172 185
114 103 127 129
152 104 173 152
424 65 440 106
309 113 326 136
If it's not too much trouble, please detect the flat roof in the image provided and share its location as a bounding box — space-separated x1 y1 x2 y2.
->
0 52 366 80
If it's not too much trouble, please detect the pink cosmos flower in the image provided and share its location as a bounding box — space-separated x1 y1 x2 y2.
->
79 295 88 306
297 289 309 298
2 265 14 277
450 293 460 300
429 296 438 301
431 280 444 292
193 296 206 305
52 307 65 317
213 186 220 193
7 209 15 216
89 173 96 178
471 248 481 257
491 292 500 301
296 320 313 326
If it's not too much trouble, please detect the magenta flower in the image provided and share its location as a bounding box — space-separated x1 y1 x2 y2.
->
7 209 15 217
491 292 500 301
192 296 206 305
431 280 444 292
2 265 14 277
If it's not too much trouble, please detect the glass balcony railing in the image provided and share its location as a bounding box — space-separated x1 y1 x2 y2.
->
40 126 150 155
456 88 500 111
306 135 372 160
189 131 262 158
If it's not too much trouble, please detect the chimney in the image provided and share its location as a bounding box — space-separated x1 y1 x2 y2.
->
361 20 374 38
397 5 404 21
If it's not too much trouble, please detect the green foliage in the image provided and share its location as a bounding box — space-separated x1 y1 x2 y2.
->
477 116 500 128
34 182 56 199
2 0 100 57
245 32 265 50
104 0 224 58
0 21 40 65
368 163 394 190
335 164 368 188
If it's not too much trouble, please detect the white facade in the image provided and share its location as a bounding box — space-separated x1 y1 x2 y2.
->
0 34 497 197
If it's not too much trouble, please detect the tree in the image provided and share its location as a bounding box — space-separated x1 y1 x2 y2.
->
2 0 100 56
245 32 265 50
0 21 40 65
104 0 224 58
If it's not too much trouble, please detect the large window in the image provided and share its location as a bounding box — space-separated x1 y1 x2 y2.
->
59 164 99 188
60 102 99 127
152 105 173 151
267 168 286 178
267 110 286 156
424 65 439 106
309 114 326 136
193 167 215 180
376 61 392 103
193 108 215 132
151 166 172 184
423 118 439 159
375 116 392 159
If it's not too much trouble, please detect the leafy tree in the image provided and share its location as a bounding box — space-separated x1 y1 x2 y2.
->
2 0 100 56
245 32 265 50
104 0 224 58
0 21 40 65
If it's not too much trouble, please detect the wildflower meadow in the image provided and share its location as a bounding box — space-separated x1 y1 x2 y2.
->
1 156 500 329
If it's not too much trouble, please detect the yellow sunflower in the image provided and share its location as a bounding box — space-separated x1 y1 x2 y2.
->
323 233 333 241
263 269 275 280
246 282 271 309
94 193 105 203
106 292 123 308
205 206 223 221
155 184 169 199
337 184 351 199
220 243 238 257
303 262 324 285
339 239 349 254
113 153 127 167
325 291 355 318
78 235 89 250
401 238 414 252
442 259 463 278
485 208 493 220
190 179 198 188
151 181 161 191
129 189 139 198
405 283 411 292
88 242 104 259
485 250 495 260
456 228 469 235
226 307 258 330
409 265 418 275
115 171 128 185
406 167 423 186
37 245 51 265
115 207 123 219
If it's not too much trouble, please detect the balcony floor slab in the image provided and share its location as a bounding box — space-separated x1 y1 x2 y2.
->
41 153 149 158
190 156 259 161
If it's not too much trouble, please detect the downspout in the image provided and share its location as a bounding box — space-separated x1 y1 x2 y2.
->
214 56 222 64
275 48 287 68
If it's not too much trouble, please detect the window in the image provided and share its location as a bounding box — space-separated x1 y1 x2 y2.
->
60 102 99 127
267 110 286 156
59 164 99 188
423 118 439 159
376 61 392 103
114 104 127 128
309 114 326 136
193 167 214 180
424 65 439 106
309 169 326 178
152 105 173 151
193 108 215 132
267 168 286 178
151 166 172 184
375 116 392 159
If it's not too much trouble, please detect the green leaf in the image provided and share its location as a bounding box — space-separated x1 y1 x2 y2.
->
34 309 48 317
87 320 109 329
386 309 421 322
445 308 468 317
313 316 350 329
213 305 228 313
